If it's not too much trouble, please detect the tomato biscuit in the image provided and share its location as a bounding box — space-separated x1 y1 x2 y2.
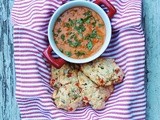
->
81 58 124 87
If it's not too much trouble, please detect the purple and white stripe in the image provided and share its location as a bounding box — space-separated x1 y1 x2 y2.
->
11 0 146 119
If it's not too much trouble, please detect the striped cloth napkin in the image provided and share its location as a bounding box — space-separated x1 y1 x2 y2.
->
11 0 146 119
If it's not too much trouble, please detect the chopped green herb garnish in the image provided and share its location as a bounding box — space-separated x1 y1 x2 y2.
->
75 51 85 57
83 10 92 17
97 35 102 39
61 34 65 41
70 34 75 39
87 41 93 50
74 25 86 33
74 35 78 41
68 32 72 35
59 48 63 53
98 23 104 27
55 40 58 44
90 17 96 27
92 22 96 27
83 16 91 23
85 17 90 23
53 33 58 37
84 30 98 40
79 33 83 38
57 28 61 33
57 18 61 22
76 18 84 24
68 18 75 26
68 39 81 47
65 51 72 57
90 29 97 38
64 23 70 28
84 34 91 40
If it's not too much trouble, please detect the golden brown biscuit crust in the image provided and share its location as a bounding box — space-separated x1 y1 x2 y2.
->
81 58 124 87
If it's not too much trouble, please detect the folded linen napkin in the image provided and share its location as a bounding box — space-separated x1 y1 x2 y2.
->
11 0 146 119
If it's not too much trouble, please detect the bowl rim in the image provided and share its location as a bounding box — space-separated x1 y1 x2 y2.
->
48 0 111 64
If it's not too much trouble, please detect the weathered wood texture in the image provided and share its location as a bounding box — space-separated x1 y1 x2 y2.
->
143 0 160 120
0 0 20 120
0 0 160 120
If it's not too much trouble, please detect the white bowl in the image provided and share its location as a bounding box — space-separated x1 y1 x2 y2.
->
48 0 111 64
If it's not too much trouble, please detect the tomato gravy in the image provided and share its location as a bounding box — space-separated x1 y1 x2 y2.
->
53 7 106 59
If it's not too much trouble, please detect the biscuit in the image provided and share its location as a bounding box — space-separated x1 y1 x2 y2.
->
52 83 82 111
51 63 79 88
81 58 124 87
50 65 61 88
58 63 79 85
78 71 114 110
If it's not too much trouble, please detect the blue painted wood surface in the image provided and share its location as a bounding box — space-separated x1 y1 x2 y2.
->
0 0 20 119
143 0 160 120
0 0 160 120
